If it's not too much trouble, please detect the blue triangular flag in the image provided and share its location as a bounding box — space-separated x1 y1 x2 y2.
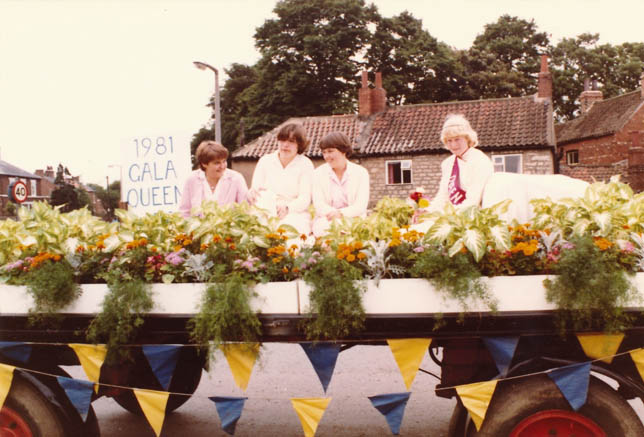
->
142 344 181 391
300 342 341 393
57 376 94 421
482 337 519 376
209 396 247 435
0 341 32 363
368 392 411 435
548 362 591 411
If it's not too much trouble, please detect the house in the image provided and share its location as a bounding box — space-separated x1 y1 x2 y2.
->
556 73 644 191
232 56 558 207
34 165 105 216
0 160 46 217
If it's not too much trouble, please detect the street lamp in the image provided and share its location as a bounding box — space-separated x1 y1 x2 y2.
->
193 60 222 144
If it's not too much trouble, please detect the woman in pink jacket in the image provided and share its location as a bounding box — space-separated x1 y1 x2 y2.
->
179 141 248 217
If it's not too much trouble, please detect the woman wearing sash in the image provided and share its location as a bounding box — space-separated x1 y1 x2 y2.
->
429 114 494 212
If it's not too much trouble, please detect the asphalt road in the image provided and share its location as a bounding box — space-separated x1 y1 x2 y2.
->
88 343 455 437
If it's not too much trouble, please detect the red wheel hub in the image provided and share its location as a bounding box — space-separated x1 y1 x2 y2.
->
510 409 606 437
0 406 33 437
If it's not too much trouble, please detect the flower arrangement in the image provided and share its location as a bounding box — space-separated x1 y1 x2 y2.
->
1 177 644 345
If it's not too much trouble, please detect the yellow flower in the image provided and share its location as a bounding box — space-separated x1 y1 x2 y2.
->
389 238 401 248
593 237 613 251
346 254 356 262
357 252 366 260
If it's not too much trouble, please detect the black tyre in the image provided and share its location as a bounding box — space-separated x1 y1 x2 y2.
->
112 346 205 415
448 375 644 437
1 373 100 437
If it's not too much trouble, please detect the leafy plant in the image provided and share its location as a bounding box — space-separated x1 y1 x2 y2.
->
423 201 512 261
303 251 366 340
410 246 497 313
24 256 81 324
188 273 261 347
86 277 154 362
544 235 640 333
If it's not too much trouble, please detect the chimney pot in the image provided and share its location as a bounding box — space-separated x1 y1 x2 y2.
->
584 78 590 91
361 71 368 88
375 72 383 89
537 55 552 99
540 54 549 73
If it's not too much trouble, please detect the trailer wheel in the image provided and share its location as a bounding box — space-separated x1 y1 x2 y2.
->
448 375 644 437
112 346 204 415
1 376 67 437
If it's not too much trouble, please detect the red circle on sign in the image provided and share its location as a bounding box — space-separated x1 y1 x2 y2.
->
9 180 28 204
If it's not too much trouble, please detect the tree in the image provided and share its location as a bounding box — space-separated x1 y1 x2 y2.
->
49 164 88 213
458 15 550 99
366 11 460 105
219 63 258 150
550 34 644 120
240 0 378 139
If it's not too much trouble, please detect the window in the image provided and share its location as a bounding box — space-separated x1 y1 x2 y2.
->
386 160 412 184
30 180 37 196
492 154 522 173
566 150 579 166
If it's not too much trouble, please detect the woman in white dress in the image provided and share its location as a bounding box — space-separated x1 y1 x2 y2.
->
312 132 370 237
426 114 589 223
248 123 314 235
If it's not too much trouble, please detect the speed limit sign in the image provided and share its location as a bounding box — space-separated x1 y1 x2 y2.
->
8 180 28 204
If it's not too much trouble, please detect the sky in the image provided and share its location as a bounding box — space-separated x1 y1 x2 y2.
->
1 0 643 187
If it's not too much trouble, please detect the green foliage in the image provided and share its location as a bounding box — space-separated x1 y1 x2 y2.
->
188 273 261 346
88 181 120 221
24 259 80 323
410 247 496 313
544 235 640 333
87 277 154 362
4 201 17 217
303 253 365 340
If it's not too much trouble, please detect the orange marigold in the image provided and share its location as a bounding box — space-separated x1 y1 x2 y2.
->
593 237 613 251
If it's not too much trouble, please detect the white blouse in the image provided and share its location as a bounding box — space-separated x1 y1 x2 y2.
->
312 161 370 218
251 151 314 213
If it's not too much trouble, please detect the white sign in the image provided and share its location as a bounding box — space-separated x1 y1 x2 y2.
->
120 133 192 215
9 180 28 203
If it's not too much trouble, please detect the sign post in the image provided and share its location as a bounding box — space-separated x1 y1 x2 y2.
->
120 133 192 215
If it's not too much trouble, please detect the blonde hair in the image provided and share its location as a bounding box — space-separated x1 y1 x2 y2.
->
440 114 478 148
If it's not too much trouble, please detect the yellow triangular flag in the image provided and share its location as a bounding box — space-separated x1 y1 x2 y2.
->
630 348 644 382
221 343 260 391
576 333 624 363
387 338 431 390
69 343 107 393
455 380 498 431
0 363 16 410
134 389 170 437
291 397 331 437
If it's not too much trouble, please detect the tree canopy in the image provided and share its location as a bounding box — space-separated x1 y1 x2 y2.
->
195 0 644 151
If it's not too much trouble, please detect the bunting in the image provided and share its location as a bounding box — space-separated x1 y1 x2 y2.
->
209 396 247 435
387 339 431 390
291 397 331 437
629 348 644 382
0 341 32 363
57 376 94 421
455 380 498 431
482 337 519 376
576 333 624 364
0 363 16 410
300 342 341 393
69 343 107 393
221 343 260 391
547 362 591 411
134 388 170 437
142 345 181 391
368 392 411 435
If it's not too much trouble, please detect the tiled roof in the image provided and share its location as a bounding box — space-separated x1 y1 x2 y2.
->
556 90 644 145
361 96 553 155
232 95 554 159
0 160 40 179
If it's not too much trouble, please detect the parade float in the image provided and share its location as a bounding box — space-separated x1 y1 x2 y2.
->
1 177 644 436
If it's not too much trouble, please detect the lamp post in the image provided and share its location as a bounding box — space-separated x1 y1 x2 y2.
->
193 61 222 144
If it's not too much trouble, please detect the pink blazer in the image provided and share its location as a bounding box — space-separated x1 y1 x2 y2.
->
179 168 248 217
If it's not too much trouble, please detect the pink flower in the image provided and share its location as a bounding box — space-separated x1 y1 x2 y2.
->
413 246 425 253
165 251 185 266
3 260 23 271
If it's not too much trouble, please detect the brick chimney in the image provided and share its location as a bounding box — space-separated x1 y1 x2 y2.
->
358 71 387 116
580 78 603 114
537 55 552 99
